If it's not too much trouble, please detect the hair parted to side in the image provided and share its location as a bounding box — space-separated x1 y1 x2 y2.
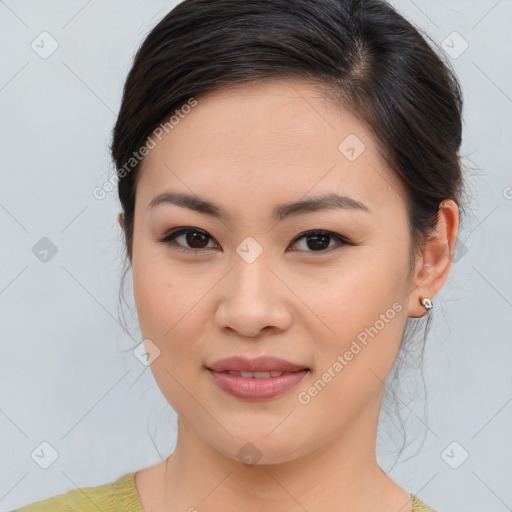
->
111 0 466 464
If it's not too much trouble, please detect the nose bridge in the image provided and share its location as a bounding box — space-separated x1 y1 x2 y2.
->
216 235 292 336
231 235 273 304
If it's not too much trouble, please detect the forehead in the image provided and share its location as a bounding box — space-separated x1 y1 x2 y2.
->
136 79 407 219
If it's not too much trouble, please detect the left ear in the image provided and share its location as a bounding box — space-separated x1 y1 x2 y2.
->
407 199 459 318
117 212 125 229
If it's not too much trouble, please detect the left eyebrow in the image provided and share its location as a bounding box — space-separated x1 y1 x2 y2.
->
146 191 371 221
274 193 371 220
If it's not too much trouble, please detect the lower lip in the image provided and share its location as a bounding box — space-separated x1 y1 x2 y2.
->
207 369 309 400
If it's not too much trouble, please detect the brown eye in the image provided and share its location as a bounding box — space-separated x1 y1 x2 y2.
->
288 230 349 253
158 228 218 253
184 231 209 249
158 228 350 254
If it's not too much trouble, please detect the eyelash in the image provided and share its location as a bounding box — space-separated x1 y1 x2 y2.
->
157 227 351 254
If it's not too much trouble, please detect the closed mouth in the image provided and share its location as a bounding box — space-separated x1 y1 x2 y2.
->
214 369 309 378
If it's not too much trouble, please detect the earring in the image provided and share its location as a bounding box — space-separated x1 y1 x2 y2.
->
420 297 434 310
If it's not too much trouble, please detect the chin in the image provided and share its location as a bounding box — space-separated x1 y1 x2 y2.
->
208 430 310 467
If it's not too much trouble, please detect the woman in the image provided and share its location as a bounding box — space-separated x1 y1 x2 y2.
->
14 0 463 510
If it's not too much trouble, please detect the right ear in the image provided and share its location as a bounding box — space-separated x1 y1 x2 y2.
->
117 212 125 229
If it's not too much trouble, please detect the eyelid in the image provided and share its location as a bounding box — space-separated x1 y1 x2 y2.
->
157 227 219 253
288 229 350 248
157 227 351 253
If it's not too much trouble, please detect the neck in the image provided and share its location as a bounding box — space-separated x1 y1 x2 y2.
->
160 392 412 512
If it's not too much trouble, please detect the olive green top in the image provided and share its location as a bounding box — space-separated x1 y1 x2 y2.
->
13 472 437 511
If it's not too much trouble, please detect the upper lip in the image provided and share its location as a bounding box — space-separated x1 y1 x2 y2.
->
207 356 309 373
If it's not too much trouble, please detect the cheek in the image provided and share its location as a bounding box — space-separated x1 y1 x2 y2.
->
131 251 208 415
132 255 168 338
309 251 406 336
132 247 193 342
305 247 409 392
131 245 217 370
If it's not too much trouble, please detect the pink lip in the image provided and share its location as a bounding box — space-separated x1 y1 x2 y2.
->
207 368 309 400
206 356 310 400
207 355 309 373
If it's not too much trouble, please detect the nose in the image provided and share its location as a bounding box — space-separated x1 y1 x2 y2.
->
214 249 293 338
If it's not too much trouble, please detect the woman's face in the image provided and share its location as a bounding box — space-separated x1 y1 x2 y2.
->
129 79 420 465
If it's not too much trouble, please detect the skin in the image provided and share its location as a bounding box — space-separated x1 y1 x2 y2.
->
118 79 459 512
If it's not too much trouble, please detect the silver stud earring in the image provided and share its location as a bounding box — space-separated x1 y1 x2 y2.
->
420 297 433 310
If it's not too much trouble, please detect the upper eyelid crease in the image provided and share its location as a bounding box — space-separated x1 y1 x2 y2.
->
147 192 371 221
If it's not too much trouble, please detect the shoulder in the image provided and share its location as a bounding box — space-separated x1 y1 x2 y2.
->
12 492 68 512
12 472 143 512
412 494 438 512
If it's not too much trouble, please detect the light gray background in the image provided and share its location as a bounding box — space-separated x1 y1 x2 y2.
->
1 1 511 511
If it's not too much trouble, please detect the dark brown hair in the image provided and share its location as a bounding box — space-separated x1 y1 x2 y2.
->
112 0 464 265
111 0 466 462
